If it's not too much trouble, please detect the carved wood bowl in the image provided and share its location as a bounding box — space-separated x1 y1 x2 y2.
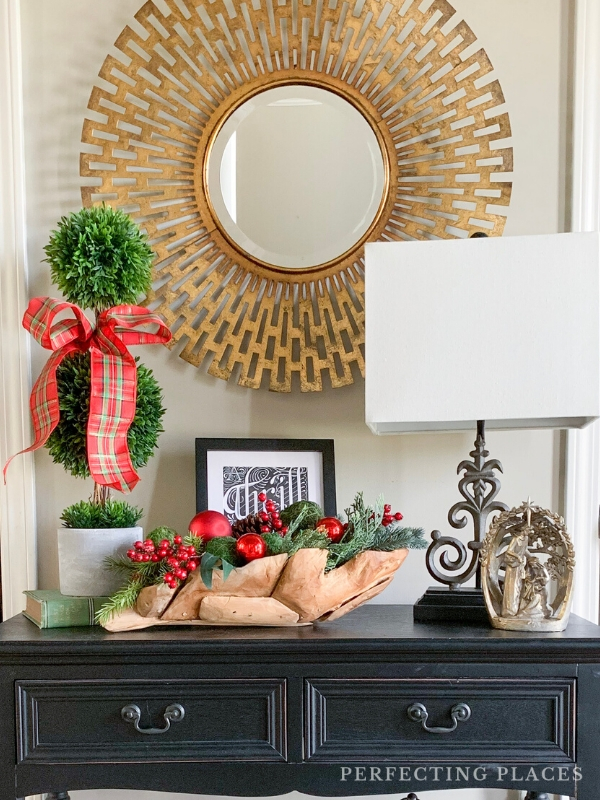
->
102 547 409 631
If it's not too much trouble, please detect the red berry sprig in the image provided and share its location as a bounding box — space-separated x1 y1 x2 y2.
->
127 535 200 590
256 492 288 535
381 504 404 527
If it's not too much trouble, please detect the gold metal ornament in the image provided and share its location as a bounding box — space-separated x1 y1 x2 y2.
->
81 0 513 392
481 500 575 632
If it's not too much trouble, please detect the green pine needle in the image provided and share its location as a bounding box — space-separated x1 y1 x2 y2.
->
97 526 184 625
370 525 428 551
325 493 425 571
263 528 330 556
96 575 146 626
183 533 205 552
104 555 159 577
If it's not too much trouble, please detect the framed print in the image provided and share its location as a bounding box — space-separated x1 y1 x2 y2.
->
196 439 336 522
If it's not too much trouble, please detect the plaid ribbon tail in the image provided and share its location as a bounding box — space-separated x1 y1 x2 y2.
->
86 306 172 493
87 349 140 493
2 343 81 483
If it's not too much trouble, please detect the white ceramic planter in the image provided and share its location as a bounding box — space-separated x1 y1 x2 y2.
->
57 527 142 597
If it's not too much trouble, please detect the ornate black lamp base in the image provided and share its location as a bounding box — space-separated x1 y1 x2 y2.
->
414 420 507 625
413 586 488 624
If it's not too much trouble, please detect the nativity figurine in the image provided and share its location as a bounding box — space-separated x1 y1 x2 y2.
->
481 499 574 632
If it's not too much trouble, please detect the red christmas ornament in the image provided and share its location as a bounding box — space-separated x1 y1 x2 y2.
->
189 510 232 542
316 517 345 543
236 533 267 561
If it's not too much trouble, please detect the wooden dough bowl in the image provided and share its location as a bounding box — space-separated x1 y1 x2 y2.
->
104 547 409 632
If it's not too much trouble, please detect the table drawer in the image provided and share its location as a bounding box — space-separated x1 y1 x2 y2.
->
305 678 575 762
17 679 286 763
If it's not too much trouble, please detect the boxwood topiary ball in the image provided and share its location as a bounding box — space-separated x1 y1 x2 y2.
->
44 205 154 312
45 352 166 479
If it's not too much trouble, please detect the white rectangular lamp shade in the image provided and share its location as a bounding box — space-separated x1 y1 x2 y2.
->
365 232 600 434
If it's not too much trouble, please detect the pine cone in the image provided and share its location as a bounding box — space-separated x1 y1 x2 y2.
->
231 514 263 538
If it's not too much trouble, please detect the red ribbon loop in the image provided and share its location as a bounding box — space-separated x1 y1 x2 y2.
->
25 296 94 351
3 298 172 494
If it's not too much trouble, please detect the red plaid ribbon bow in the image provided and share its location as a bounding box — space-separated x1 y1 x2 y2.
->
4 297 172 493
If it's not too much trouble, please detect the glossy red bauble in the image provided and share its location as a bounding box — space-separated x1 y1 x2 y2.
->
316 517 346 543
189 510 232 542
236 533 267 561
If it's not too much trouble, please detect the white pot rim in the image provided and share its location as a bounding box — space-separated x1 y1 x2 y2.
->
58 526 143 535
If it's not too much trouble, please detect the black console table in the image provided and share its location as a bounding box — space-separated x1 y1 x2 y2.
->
1 605 599 800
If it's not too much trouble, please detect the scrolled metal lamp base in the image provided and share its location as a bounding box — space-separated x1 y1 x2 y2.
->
414 420 508 624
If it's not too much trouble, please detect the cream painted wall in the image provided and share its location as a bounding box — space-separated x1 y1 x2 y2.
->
19 1 571 799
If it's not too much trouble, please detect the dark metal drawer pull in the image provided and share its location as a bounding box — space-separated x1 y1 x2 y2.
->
121 703 185 735
407 702 471 734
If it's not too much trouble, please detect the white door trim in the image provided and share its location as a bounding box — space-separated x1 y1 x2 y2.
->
0 0 37 619
565 0 600 624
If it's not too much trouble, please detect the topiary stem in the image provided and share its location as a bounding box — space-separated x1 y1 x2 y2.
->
92 483 111 506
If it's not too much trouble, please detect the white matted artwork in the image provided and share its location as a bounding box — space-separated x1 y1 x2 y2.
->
208 451 321 522
196 439 337 523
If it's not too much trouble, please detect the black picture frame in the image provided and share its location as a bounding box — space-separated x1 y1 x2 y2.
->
195 438 337 519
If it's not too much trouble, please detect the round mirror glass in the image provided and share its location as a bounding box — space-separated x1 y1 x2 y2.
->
206 85 386 269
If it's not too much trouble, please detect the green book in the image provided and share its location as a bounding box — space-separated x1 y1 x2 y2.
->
23 590 109 629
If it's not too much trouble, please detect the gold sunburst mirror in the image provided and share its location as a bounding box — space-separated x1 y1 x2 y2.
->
81 0 513 392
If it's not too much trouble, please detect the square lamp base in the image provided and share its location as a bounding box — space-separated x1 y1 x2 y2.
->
413 587 489 624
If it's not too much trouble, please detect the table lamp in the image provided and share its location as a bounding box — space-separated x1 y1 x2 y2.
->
365 232 600 623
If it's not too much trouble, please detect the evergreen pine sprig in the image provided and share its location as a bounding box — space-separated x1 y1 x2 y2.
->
326 493 425 570
263 528 330 557
98 526 182 623
96 575 147 626
370 525 427 552
183 533 205 552
104 554 156 576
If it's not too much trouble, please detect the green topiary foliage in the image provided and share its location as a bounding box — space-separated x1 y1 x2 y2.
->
44 205 154 312
46 352 166 479
61 499 143 529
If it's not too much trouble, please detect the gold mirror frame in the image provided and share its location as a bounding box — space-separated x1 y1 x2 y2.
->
81 0 513 392
200 78 393 276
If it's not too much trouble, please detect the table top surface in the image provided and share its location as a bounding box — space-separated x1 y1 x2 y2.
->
1 605 600 662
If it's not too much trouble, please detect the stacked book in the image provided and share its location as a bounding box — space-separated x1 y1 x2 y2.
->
23 590 108 629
